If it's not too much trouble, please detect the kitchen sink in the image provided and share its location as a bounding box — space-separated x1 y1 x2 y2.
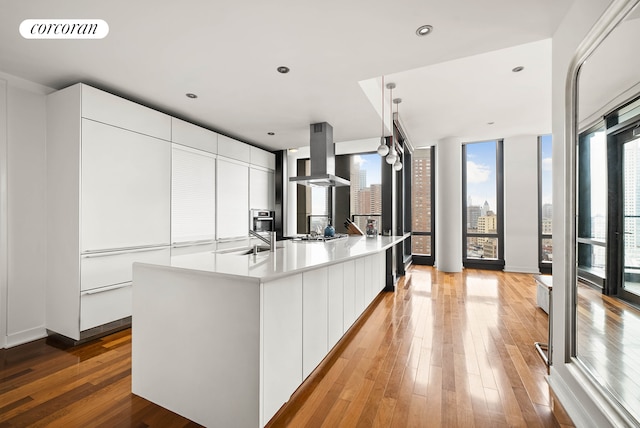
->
238 245 273 255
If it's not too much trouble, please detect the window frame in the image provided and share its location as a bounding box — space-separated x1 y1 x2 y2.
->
461 139 505 270
411 146 435 265
539 135 553 274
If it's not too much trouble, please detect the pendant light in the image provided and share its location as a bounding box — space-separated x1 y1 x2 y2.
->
376 75 389 156
393 97 403 171
385 82 397 164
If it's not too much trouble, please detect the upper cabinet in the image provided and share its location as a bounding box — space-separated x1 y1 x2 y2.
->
217 158 249 240
81 85 171 140
81 119 170 252
250 167 274 210
250 146 276 170
218 134 251 163
171 118 218 154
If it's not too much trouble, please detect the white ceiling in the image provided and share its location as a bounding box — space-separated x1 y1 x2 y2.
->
0 0 573 151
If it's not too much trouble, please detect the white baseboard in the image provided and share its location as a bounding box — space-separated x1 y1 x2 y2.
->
503 265 540 274
6 326 47 348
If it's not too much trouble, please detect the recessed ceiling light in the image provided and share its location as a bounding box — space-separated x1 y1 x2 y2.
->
416 25 433 36
487 121 495 125
512 66 524 73
289 148 298 153
267 132 275 136
277 66 290 74
186 93 197 99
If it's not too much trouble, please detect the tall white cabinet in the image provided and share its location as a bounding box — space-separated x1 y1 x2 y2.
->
47 84 171 341
46 83 276 341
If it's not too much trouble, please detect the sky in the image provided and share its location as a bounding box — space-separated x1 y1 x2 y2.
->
466 136 553 211
466 140 497 211
353 153 382 186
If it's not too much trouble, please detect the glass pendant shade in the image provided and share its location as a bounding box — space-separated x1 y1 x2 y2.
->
377 137 389 156
393 159 402 171
385 150 397 164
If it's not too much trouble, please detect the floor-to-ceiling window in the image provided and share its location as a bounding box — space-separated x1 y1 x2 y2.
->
577 123 607 288
349 153 382 233
411 147 435 265
462 140 504 269
539 135 553 274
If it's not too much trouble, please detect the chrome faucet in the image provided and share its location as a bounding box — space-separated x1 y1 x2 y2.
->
249 230 276 252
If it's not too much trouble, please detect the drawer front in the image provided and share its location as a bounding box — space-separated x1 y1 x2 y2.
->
171 242 217 256
81 247 170 291
81 283 132 331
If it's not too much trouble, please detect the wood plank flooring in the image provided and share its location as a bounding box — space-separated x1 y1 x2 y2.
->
0 266 573 427
268 266 573 428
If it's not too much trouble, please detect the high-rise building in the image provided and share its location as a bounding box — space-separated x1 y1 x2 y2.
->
467 205 481 230
411 149 432 255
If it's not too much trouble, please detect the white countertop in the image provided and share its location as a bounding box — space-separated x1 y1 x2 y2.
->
138 235 406 282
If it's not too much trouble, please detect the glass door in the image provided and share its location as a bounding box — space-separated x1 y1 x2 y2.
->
621 124 640 303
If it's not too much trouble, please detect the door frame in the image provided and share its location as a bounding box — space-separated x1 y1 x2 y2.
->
609 117 640 305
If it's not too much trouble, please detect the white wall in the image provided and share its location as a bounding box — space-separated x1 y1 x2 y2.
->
549 0 636 426
1 72 52 347
503 135 539 273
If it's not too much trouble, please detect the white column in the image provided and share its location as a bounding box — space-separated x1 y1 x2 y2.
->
435 137 463 272
504 135 540 273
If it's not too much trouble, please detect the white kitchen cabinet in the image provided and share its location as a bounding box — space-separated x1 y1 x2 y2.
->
81 119 170 252
218 134 251 163
250 146 276 170
354 257 366 315
81 84 171 140
262 274 303 425
217 158 249 240
327 263 344 350
302 267 328 379
46 84 171 341
364 255 374 305
171 145 216 244
80 283 132 331
250 167 275 210
171 118 217 154
343 259 356 330
81 247 170 291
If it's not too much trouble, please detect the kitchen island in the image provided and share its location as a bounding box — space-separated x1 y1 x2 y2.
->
131 235 405 428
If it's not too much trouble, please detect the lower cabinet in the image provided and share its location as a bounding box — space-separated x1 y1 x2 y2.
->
80 284 132 331
327 263 344 350
354 258 366 315
262 274 303 425
302 268 328 379
343 260 356 329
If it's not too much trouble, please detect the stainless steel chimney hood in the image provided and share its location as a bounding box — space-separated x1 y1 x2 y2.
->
289 122 350 187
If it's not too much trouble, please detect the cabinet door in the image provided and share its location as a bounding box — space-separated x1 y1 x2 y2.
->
354 258 366 315
364 255 374 305
172 145 216 243
216 158 249 240
302 267 328 379
81 119 170 252
250 167 274 210
262 274 303 425
81 84 171 140
343 260 356 330
327 263 344 350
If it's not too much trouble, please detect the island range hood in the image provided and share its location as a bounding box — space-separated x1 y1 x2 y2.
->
289 122 350 187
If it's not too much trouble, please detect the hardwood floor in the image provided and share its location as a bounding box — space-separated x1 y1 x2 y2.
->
269 266 573 428
0 266 573 427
